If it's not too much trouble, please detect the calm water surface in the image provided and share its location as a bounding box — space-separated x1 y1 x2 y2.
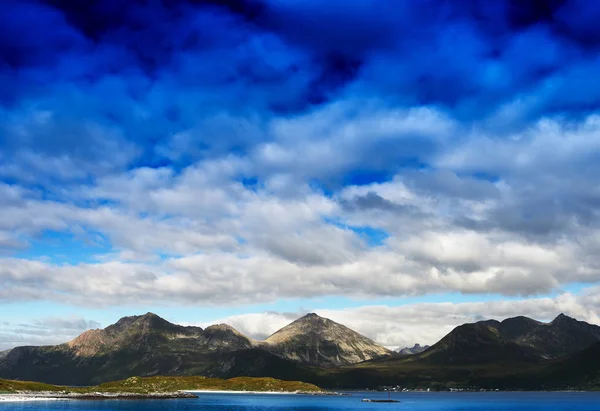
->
4 392 600 411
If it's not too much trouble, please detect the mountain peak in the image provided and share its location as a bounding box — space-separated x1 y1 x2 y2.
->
137 312 171 326
204 323 247 337
298 313 323 321
263 314 391 366
203 324 254 350
66 313 203 357
109 312 175 334
552 313 572 323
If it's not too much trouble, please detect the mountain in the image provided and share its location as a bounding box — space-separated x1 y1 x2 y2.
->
538 341 600 389
0 313 266 385
0 312 389 385
414 322 543 365
397 344 429 355
262 313 392 366
65 312 255 356
315 315 600 390
494 316 542 341
203 324 257 351
391 313 600 366
450 314 600 359
2 311 600 390
504 313 600 358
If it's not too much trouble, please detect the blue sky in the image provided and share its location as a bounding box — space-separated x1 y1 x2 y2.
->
2 0 600 349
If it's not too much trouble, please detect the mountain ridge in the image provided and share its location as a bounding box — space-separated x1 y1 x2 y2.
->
2 312 600 389
0 312 390 384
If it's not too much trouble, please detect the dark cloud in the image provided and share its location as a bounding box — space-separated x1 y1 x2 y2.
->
341 191 415 214
1 0 600 186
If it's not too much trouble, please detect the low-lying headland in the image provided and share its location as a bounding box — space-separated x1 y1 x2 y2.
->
0 376 326 401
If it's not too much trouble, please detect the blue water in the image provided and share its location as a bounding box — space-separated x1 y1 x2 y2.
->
4 392 600 411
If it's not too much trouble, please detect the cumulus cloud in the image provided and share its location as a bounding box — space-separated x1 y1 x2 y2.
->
1 0 600 327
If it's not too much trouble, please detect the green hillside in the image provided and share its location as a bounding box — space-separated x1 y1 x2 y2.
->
0 375 323 394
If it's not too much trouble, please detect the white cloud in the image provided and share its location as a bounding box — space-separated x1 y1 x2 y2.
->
0 316 101 351
2 106 600 313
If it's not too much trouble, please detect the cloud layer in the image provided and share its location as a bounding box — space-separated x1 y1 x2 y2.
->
1 0 600 342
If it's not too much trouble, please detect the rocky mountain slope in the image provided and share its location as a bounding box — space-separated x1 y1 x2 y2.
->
0 312 388 384
414 321 543 365
538 341 600 389
262 313 392 366
0 313 264 385
502 313 600 358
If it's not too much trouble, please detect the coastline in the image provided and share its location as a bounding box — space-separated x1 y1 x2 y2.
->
0 389 339 402
0 395 67 402
0 391 198 402
184 389 337 395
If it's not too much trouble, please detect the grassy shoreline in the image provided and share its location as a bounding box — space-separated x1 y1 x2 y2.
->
0 376 325 399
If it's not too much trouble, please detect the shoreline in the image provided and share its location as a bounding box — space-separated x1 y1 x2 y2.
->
0 391 198 402
0 389 338 402
0 395 67 403
184 389 337 395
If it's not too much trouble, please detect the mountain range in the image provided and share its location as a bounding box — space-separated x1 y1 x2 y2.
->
1 312 600 390
397 344 429 355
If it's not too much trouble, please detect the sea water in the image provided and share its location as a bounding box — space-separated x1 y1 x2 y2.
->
3 391 600 411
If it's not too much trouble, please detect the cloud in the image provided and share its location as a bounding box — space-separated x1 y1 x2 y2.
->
1 0 600 320
3 111 600 304
0 316 101 350
3 0 599 183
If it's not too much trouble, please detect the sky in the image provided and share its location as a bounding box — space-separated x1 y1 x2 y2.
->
2 0 600 350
